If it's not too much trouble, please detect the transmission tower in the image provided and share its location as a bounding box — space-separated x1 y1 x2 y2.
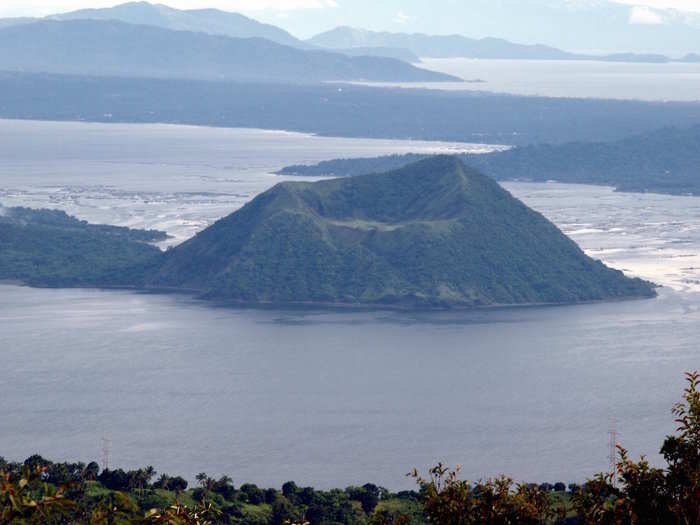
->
101 434 112 471
608 419 618 484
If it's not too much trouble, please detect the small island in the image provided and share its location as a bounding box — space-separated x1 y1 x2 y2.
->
0 157 655 307
149 156 655 307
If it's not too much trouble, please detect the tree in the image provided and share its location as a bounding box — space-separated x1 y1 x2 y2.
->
143 466 157 486
196 472 209 488
168 476 188 492
270 496 301 525
98 468 129 491
663 370 700 521
83 462 100 481
411 463 564 525
349 484 379 515
282 481 298 500
0 465 77 524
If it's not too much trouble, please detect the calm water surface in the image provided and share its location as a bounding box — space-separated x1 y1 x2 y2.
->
359 58 700 101
1 120 700 489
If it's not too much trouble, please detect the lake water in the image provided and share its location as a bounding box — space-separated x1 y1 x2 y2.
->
358 58 700 102
2 120 700 489
0 120 501 246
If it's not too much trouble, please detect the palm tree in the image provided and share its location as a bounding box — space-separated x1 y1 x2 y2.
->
144 466 157 487
155 474 170 490
196 472 209 489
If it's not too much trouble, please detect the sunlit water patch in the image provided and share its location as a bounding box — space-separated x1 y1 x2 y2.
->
354 58 700 102
503 182 700 292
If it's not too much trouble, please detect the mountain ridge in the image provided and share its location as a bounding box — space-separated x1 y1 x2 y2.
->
0 19 458 83
48 1 307 48
278 125 700 196
308 25 697 63
149 156 655 308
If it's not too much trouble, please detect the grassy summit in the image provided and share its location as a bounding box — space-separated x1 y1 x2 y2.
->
150 156 654 307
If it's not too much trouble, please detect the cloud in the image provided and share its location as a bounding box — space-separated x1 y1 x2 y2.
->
629 5 666 23
612 0 700 12
392 10 415 24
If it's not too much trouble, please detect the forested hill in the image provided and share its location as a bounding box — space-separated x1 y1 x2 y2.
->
0 207 165 287
149 156 654 307
279 125 700 196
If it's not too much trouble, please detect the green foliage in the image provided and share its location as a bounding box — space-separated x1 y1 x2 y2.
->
0 465 78 524
0 206 165 287
410 464 565 525
153 156 654 307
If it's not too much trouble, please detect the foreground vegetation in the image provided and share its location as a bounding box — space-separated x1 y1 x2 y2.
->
3 371 700 524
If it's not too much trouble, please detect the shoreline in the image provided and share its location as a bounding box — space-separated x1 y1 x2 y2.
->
0 280 659 314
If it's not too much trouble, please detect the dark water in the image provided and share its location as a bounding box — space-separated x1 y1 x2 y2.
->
2 120 700 489
1 285 697 489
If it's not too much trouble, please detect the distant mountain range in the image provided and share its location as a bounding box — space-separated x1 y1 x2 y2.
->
250 0 700 58
0 2 695 65
333 46 420 64
0 17 34 28
0 2 419 64
148 156 654 307
307 26 699 63
279 125 700 197
309 27 577 61
0 19 457 83
48 1 307 48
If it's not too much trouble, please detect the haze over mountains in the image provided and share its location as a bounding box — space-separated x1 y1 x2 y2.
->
250 0 700 57
0 2 696 67
48 1 306 47
0 19 456 83
308 26 697 63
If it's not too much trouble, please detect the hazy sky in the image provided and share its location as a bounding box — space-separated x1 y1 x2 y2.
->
2 0 700 17
1 0 699 55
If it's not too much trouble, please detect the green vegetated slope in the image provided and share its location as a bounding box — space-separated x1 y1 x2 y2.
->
0 207 165 287
150 156 654 307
